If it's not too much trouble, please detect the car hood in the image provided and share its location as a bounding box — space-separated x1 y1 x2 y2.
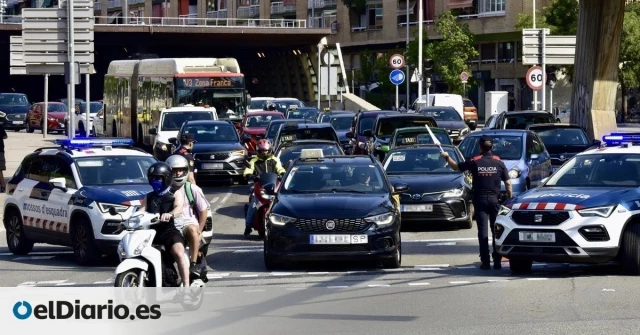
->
80 184 152 205
387 173 464 194
243 127 266 135
506 186 640 209
192 142 244 153
156 130 179 144
274 193 393 219
0 105 30 114
434 120 467 130
545 144 590 155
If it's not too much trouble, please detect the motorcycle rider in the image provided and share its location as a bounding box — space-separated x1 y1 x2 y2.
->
166 155 210 279
174 133 197 185
243 139 286 237
137 162 190 286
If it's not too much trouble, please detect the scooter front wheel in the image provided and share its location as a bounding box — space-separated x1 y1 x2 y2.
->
115 269 146 287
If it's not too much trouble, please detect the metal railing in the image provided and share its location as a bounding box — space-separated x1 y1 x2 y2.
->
129 0 145 4
237 5 259 18
0 15 310 28
178 13 198 25
307 0 336 9
206 9 228 19
309 15 335 28
270 1 296 14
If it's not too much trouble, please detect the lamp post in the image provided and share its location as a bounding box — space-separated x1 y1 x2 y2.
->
549 79 556 117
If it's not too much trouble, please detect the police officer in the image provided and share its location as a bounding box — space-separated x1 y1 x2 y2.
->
174 133 197 185
440 135 513 270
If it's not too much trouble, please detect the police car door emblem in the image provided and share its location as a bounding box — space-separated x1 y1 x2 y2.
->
534 214 543 223
412 194 422 200
326 220 336 230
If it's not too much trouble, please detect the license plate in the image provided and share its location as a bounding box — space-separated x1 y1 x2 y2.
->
12 121 23 125
401 204 433 212
202 163 223 170
518 232 556 243
309 234 368 245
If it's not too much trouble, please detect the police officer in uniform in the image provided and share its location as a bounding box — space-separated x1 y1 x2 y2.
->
440 135 513 270
174 133 197 185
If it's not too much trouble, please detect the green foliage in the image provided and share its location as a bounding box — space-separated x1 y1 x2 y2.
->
620 2 640 89
544 0 579 35
514 12 550 30
406 11 478 95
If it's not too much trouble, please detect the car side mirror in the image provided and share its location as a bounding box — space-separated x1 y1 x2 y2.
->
592 139 601 146
49 177 67 192
363 130 373 138
263 183 276 195
149 128 157 135
346 131 354 138
168 137 177 145
468 120 477 131
392 183 409 195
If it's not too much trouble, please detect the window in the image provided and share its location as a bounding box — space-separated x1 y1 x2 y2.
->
161 112 215 131
384 147 461 174
459 135 523 161
75 156 157 186
49 157 78 190
480 43 496 62
245 114 283 127
25 157 50 183
277 144 343 163
329 115 353 130
181 124 239 143
545 154 640 187
498 42 515 63
478 0 505 13
532 135 545 154
503 114 556 130
367 4 382 29
282 162 388 194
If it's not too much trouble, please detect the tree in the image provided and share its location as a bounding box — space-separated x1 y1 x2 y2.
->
406 11 479 95
618 2 640 121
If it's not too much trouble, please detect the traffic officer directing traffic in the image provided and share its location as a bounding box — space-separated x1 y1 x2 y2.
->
174 133 197 185
440 135 513 270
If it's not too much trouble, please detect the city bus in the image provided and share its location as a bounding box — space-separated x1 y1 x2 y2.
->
101 57 250 149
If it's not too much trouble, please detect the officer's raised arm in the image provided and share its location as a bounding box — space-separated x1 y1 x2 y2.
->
440 151 471 172
500 161 513 199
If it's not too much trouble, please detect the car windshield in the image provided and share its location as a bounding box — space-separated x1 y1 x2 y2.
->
358 117 375 136
395 131 452 146
277 144 343 163
0 94 28 106
504 113 555 129
329 115 353 130
421 109 462 121
245 114 283 127
535 127 589 146
47 104 67 112
458 135 524 160
282 163 388 194
182 124 239 142
161 112 214 131
75 156 157 186
79 102 103 114
384 147 461 174
274 100 305 113
288 109 319 121
545 154 640 187
376 118 436 137
278 128 338 143
250 100 269 109
463 100 474 108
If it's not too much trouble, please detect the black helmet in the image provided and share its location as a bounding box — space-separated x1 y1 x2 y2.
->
147 162 173 193
265 102 277 111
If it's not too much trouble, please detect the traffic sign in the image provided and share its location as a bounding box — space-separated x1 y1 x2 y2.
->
460 71 469 83
522 28 576 65
389 54 405 69
322 51 336 66
526 66 545 91
390 69 405 86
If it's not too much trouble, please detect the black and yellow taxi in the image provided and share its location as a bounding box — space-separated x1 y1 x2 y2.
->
272 121 340 149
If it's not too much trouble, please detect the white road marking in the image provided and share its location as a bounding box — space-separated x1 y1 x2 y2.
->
408 282 430 286
367 284 391 287
270 272 293 276
285 287 307 291
94 278 114 284
35 280 67 285
526 278 548 281
382 268 404 272
14 256 55 261
415 264 450 268
244 289 265 293
211 273 231 277
205 291 223 295
56 283 77 286
602 289 615 292
212 191 233 212
0 251 73 256
307 272 330 275
532 263 547 267
346 271 368 275
487 279 509 282
456 266 476 269
233 249 262 253
218 246 263 249
327 286 348 288
240 274 260 278
449 281 470 284
209 197 219 204
207 276 223 280
416 268 443 271
426 242 457 246
18 281 36 286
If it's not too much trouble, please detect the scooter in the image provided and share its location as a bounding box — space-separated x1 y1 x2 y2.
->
243 172 280 239
110 207 206 288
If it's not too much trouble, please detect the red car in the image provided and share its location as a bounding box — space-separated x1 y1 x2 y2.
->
235 111 284 154
26 102 68 134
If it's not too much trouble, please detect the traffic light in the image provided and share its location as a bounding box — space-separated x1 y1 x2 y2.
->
546 65 557 86
423 59 434 76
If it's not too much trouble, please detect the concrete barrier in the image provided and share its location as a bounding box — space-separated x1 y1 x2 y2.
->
342 93 380 111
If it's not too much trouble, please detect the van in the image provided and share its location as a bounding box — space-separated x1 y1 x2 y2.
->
410 93 465 119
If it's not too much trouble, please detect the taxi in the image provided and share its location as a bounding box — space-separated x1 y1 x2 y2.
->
3 138 213 265
386 126 452 151
496 133 640 275
262 149 408 270
272 121 340 150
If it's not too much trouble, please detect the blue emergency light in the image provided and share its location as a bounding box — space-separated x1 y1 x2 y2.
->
601 133 640 146
55 138 135 148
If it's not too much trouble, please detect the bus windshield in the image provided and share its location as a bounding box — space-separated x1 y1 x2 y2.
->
175 76 247 118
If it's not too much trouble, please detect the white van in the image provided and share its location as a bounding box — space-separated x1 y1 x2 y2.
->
410 93 465 119
151 106 218 160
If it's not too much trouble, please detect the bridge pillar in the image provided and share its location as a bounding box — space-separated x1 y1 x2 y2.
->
144 0 152 19
570 0 625 140
197 0 205 25
170 0 179 24
100 0 107 23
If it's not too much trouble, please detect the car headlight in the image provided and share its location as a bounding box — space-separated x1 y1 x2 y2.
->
97 202 128 213
269 213 296 226
440 188 464 198
134 235 152 256
577 205 615 218
508 169 520 179
460 128 469 136
231 149 247 156
364 212 395 227
498 205 512 216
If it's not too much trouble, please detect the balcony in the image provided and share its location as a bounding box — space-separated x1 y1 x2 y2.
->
94 1 101 11
271 1 296 15
207 9 228 19
237 4 259 18
107 0 122 8
307 0 336 9
179 13 198 25
129 0 145 5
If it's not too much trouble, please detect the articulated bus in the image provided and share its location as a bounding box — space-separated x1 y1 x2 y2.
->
100 57 250 149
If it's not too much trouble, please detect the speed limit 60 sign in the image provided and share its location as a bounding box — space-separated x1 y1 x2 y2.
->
526 66 545 91
389 54 405 69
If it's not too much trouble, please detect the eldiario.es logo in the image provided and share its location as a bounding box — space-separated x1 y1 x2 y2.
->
13 300 161 320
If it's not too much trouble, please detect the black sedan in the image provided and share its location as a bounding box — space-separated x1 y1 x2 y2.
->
418 106 472 143
382 145 473 229
262 153 408 269
275 140 344 169
526 123 601 173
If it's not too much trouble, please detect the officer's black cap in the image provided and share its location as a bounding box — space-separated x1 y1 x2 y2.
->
480 135 493 147
180 133 196 143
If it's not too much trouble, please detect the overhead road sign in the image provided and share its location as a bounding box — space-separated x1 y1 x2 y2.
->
521 28 576 65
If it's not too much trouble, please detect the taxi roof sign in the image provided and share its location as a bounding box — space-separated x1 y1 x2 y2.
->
289 105 298 110
299 148 324 160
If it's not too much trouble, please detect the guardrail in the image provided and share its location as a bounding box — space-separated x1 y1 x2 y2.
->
237 5 260 18
0 15 309 28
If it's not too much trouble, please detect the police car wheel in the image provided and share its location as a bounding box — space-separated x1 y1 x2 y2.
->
382 235 402 269
5 210 34 255
508 259 533 274
621 222 640 275
70 218 102 266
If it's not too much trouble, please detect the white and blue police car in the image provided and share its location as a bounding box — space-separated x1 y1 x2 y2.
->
3 138 213 265
495 133 640 275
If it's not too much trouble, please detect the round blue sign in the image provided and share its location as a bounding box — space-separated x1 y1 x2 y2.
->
390 69 405 86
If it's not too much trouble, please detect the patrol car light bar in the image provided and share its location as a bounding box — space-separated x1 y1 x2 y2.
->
602 133 640 146
299 148 324 159
55 138 135 148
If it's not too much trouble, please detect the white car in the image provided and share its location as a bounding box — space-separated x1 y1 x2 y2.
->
248 97 275 113
75 101 104 137
151 106 217 161
3 138 213 265
495 133 640 275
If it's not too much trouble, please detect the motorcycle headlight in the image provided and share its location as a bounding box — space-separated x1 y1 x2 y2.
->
134 236 152 256
124 215 142 229
498 205 512 216
97 202 128 213
364 212 395 227
269 213 296 226
440 188 464 198
577 205 615 218
508 169 520 179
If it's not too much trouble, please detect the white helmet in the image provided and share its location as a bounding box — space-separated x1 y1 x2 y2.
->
166 155 189 188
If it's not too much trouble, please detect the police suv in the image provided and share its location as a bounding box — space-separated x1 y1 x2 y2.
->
496 133 640 275
3 138 213 265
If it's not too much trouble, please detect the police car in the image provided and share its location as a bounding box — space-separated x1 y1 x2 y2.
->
495 133 640 275
3 138 213 266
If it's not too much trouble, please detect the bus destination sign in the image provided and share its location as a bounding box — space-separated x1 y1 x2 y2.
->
177 77 243 88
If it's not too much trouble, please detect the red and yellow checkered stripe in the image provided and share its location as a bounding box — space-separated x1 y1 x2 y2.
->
22 215 68 233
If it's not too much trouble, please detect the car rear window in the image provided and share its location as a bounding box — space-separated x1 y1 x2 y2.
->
504 114 555 129
278 128 338 143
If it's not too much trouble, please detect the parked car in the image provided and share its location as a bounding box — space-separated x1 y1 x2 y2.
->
26 102 67 134
0 93 30 131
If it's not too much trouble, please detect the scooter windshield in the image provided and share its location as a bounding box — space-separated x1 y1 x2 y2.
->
259 172 279 186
